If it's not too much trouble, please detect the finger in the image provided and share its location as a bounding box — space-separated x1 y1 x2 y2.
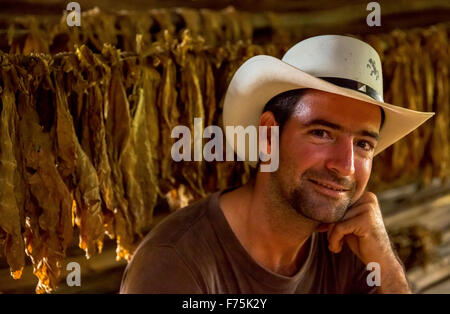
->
327 209 365 245
327 223 336 241
341 193 379 221
328 215 365 253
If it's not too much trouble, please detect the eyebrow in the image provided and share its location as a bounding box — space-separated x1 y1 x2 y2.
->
303 119 380 141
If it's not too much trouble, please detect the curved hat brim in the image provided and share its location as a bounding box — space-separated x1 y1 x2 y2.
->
222 55 435 164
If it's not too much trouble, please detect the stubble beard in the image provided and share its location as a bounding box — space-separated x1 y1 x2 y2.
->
270 167 356 224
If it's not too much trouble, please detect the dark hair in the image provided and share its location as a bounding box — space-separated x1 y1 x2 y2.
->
262 88 308 133
262 88 385 132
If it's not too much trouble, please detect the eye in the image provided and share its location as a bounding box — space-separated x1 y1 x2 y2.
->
356 140 375 151
309 129 331 139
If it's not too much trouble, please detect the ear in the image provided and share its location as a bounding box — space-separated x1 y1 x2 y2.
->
258 111 278 154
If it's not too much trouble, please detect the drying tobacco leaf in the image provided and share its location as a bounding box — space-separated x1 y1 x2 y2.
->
0 61 25 280
54 69 105 258
129 65 161 227
12 54 73 293
156 53 179 194
13 56 47 292
53 71 76 181
141 65 162 180
175 30 206 198
23 101 72 293
102 44 136 260
120 85 159 234
73 136 105 258
75 45 117 238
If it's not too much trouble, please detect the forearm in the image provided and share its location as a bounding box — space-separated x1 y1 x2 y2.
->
376 258 411 294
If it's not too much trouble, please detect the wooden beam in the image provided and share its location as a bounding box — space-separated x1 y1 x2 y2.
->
407 255 450 292
0 0 448 37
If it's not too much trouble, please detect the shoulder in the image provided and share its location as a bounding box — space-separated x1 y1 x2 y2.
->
140 194 213 249
120 194 216 293
119 244 204 293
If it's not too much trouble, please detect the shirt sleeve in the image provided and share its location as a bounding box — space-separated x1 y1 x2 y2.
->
120 244 204 294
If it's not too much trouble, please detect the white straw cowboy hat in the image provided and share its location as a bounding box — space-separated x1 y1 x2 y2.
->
222 35 435 167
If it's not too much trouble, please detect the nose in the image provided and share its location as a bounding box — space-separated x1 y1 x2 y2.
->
325 137 355 177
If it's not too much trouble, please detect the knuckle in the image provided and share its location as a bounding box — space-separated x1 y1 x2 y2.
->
367 208 378 223
366 191 377 202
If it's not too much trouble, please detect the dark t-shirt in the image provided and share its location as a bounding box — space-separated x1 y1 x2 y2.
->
120 189 377 293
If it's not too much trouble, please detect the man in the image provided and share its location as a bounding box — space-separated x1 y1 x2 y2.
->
120 35 434 293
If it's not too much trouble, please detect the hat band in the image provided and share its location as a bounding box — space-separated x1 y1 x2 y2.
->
319 77 383 102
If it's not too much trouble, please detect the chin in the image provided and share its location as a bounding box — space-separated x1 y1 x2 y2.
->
304 212 344 224
294 202 348 224
289 185 352 223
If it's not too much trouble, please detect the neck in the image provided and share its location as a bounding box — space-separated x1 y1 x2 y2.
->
220 174 319 277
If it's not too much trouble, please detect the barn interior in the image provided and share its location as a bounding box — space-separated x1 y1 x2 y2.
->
0 0 449 293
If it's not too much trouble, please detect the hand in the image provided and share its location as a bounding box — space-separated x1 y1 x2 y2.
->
324 191 411 293
326 191 393 264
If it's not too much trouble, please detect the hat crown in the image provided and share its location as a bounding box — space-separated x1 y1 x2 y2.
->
282 35 383 99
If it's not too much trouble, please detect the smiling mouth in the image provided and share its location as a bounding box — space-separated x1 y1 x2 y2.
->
308 179 350 192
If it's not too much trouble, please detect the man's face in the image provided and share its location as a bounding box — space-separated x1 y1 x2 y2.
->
271 89 382 224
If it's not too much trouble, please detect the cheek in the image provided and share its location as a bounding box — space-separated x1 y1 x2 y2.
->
280 139 329 174
354 158 373 191
290 138 335 163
